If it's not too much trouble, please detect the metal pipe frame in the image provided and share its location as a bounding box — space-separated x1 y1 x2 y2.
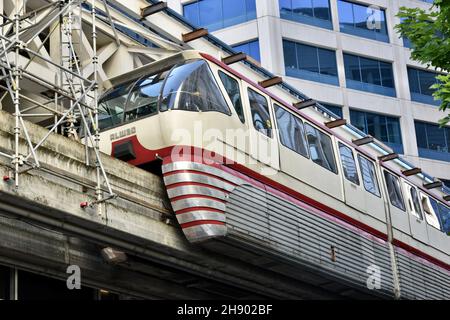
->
0 0 115 206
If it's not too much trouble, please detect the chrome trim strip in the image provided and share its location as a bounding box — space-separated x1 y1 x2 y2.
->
162 161 243 185
176 210 226 224
167 185 227 200
182 224 227 243
163 173 235 192
171 198 226 212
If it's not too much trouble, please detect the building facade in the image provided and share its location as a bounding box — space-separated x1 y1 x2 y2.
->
166 0 450 185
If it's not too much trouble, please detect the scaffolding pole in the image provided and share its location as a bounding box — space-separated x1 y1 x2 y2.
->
0 0 115 208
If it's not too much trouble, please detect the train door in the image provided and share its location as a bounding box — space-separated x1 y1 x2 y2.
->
337 143 365 212
243 85 280 171
382 170 410 234
402 182 429 244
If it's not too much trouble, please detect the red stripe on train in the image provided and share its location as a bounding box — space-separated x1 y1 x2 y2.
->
175 207 225 215
163 169 238 186
166 181 231 193
180 220 225 228
170 194 226 203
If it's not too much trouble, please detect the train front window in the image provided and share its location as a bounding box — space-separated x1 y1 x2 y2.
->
124 72 167 122
98 81 134 130
160 59 231 115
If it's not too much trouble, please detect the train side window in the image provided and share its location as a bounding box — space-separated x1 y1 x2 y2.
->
420 194 442 230
338 143 359 185
247 88 272 137
437 203 450 234
384 171 406 211
274 105 309 158
357 155 381 197
405 184 423 220
218 71 245 123
304 123 337 173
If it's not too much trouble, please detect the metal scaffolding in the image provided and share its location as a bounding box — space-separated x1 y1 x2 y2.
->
0 0 116 212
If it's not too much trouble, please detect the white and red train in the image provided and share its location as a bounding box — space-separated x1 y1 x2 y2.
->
97 50 450 299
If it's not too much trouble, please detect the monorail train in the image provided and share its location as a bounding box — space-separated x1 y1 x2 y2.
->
97 50 450 299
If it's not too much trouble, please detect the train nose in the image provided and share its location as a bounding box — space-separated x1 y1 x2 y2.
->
161 157 241 243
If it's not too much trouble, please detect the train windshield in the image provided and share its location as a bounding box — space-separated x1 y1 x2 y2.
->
98 69 169 130
159 59 230 114
98 59 230 130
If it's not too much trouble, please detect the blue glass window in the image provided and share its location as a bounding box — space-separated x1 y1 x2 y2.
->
407 67 441 106
320 103 343 118
283 40 338 86
279 0 332 29
343 53 396 97
442 179 450 189
350 110 403 154
232 40 261 62
437 203 450 234
183 0 257 32
415 121 450 162
337 0 389 43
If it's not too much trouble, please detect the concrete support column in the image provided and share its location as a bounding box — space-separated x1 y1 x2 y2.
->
330 0 348 117
399 100 418 157
256 0 284 75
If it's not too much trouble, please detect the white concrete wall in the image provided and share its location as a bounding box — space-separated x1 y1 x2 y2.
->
169 0 450 180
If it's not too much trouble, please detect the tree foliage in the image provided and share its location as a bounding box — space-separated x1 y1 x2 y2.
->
396 0 450 126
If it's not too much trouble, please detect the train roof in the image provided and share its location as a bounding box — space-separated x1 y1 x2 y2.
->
106 50 202 88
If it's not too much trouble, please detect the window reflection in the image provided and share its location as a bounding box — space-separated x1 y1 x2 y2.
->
337 0 389 43
305 123 337 173
183 0 256 32
248 88 272 138
279 0 333 29
275 105 309 157
339 143 359 185
358 155 380 197
384 171 405 211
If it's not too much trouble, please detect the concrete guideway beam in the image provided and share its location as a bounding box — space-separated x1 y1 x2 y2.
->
0 110 339 299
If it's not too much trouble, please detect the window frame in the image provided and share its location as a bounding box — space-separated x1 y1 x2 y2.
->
383 170 406 212
338 142 360 185
304 122 338 174
159 59 232 115
420 192 442 231
217 69 246 123
337 0 389 42
274 103 310 159
350 109 403 154
404 182 424 221
282 39 339 86
247 87 273 138
357 154 381 198
182 0 257 32
343 53 395 89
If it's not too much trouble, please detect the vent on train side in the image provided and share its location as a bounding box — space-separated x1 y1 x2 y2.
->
113 140 136 162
